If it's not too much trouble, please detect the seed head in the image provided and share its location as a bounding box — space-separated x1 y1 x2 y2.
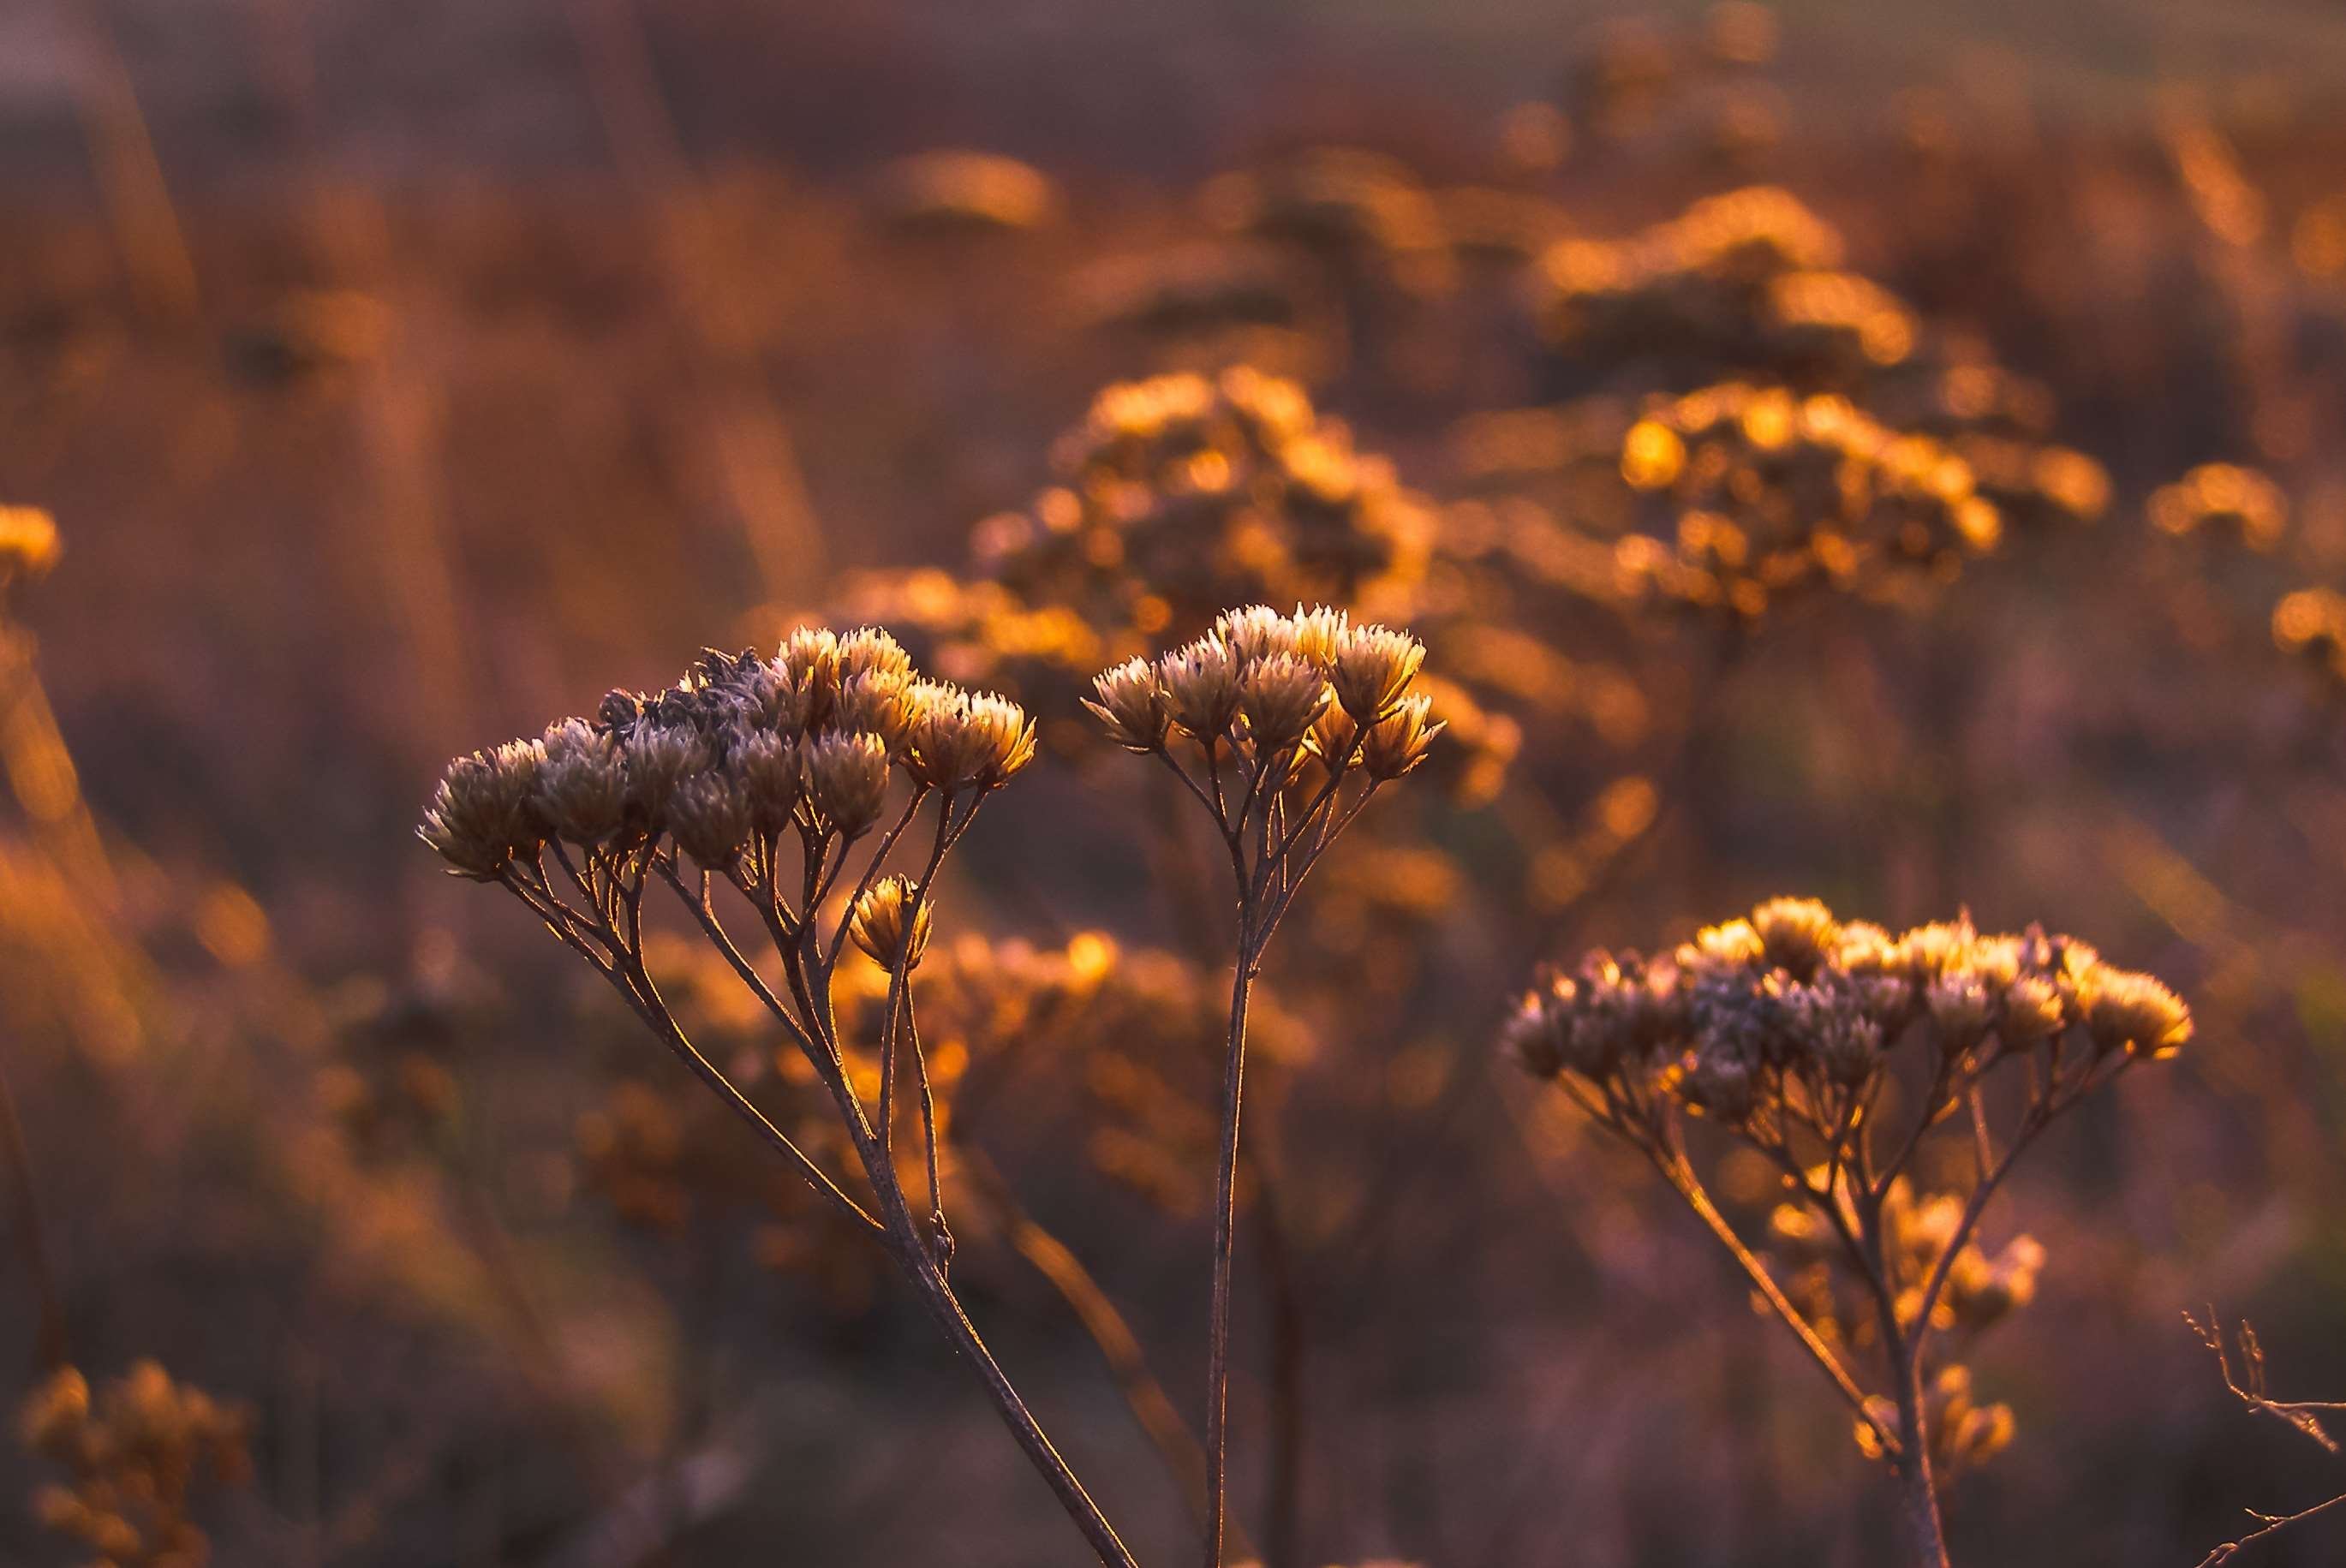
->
803 730 892 836
1239 653 1333 749
535 718 629 843
2079 967 2193 1059
1160 636 1244 739
836 626 914 687
850 875 934 971
1084 656 1169 751
1926 971 1993 1056
1750 896 1839 977
667 772 749 866
1329 623 1426 724
1999 975 2063 1043
624 723 712 830
836 671 916 752
728 730 802 834
1289 604 1351 668
1358 691 1443 779
1215 604 1300 665
420 740 543 877
911 690 1036 791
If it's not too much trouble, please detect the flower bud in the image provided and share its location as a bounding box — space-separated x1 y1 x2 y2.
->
667 773 749 866
1358 691 1442 780
850 875 933 971
1215 604 1299 665
1160 637 1242 739
1239 653 1332 750
803 730 892 837
1330 623 1425 724
535 718 628 843
1084 656 1169 752
420 740 544 877
728 730 802 834
624 723 711 831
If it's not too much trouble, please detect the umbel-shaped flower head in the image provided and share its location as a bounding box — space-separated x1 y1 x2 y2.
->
420 625 1036 881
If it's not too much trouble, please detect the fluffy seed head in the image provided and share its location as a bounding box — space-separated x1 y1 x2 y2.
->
667 772 749 866
421 741 544 877
1750 896 1840 976
535 718 629 843
1085 657 1169 751
728 730 802 834
1329 623 1426 724
835 671 915 752
2080 968 2193 1058
911 690 1036 791
624 723 712 830
836 626 913 688
1215 604 1300 665
1289 604 1351 668
1239 653 1334 749
1358 692 1443 779
850 876 934 971
1160 637 1244 739
803 730 892 836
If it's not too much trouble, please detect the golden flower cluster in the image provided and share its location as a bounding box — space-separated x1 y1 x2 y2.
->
1615 382 2007 619
1085 604 1440 786
19 1362 252 1568
2149 462 2290 552
420 627 1034 882
1504 897 2190 1118
982 368 1433 635
1536 188 1906 385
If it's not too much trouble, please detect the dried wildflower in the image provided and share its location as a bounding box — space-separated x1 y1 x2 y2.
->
1084 656 1169 752
1506 897 2189 1566
1085 604 1438 1566
803 730 892 837
851 876 934 972
418 740 544 878
20 1361 251 1568
424 626 1139 1567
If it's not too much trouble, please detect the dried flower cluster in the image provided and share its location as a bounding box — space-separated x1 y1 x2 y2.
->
1615 384 2006 618
983 369 1433 636
1089 602 1439 1568
1504 897 2188 1565
2149 462 2290 552
19 1362 252 1568
1535 187 1880 381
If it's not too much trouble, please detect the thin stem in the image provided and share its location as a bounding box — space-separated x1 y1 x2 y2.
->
1203 921 1260 1568
1655 1147 1893 1452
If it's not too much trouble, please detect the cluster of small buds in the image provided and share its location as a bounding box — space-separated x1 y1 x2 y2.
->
1855 1364 2016 1479
2148 462 2290 552
1536 188 1889 385
2273 585 2346 689
1503 897 2190 1132
19 1362 252 1568
1614 383 2007 621
972 369 1433 640
420 627 1035 883
1086 605 1441 784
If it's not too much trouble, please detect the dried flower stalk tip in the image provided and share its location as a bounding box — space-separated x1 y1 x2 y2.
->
851 876 934 971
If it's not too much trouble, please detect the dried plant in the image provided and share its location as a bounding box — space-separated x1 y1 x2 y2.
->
1502 897 2190 1566
1086 603 1440 1565
18 1362 253 1568
2186 1311 2346 1565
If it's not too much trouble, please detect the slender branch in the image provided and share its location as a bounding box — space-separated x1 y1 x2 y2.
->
2197 1491 2346 1567
1203 921 1260 1568
1652 1147 1893 1452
